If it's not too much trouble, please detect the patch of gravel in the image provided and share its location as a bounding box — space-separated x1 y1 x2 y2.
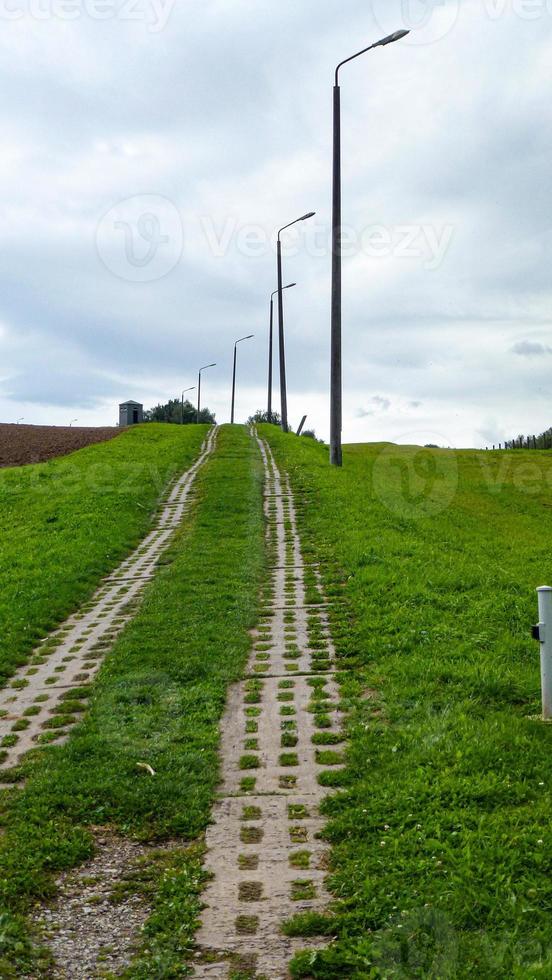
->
30 831 157 979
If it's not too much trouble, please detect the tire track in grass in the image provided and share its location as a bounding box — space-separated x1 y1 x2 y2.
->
0 427 218 774
193 432 343 980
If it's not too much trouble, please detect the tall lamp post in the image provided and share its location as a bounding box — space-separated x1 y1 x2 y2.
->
277 212 316 433
231 335 254 424
330 29 410 467
268 283 295 422
181 386 196 424
197 363 216 423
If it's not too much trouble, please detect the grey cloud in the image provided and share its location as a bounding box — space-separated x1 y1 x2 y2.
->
0 1 552 447
511 341 552 357
357 396 391 418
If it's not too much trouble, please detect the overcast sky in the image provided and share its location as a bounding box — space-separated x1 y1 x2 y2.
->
0 0 550 447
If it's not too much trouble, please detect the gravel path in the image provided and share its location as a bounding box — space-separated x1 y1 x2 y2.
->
193 432 342 979
30 832 160 979
0 427 218 773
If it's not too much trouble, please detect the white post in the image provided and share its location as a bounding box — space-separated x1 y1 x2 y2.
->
537 587 552 720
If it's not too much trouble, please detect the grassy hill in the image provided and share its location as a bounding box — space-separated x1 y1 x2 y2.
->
261 428 552 978
0 424 208 684
0 425 265 977
4 425 552 977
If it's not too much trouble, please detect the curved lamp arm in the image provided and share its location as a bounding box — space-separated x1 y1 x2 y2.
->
335 29 410 84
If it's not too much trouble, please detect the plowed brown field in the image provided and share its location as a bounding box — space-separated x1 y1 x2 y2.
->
0 424 122 468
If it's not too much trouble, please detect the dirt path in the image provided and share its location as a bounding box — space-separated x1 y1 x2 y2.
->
31 832 164 979
0 427 218 773
193 433 342 979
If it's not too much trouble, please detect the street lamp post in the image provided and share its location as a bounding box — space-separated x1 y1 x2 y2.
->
231 335 254 424
269 283 295 422
181 387 196 424
330 29 410 467
197 364 216 423
277 213 315 433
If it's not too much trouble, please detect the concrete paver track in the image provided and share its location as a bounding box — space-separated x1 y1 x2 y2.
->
193 433 342 979
1 426 342 979
0 427 218 772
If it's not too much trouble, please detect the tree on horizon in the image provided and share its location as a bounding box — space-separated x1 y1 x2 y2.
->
144 398 215 425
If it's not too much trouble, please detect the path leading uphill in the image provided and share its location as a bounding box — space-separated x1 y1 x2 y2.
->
194 432 343 979
0 427 218 773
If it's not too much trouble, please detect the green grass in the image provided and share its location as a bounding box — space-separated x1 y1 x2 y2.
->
262 427 552 979
0 424 208 684
0 425 264 978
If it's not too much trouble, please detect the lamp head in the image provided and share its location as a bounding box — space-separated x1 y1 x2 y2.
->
300 212 316 221
374 29 410 47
